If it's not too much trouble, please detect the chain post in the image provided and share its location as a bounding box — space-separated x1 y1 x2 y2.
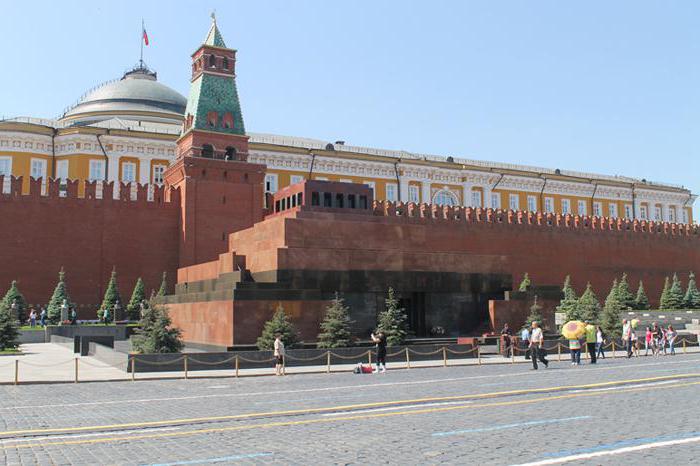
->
443 346 447 367
477 345 481 365
235 355 239 378
511 345 515 364
74 357 79 383
405 347 410 369
612 341 616 358
683 339 687 353
131 356 135 381
14 359 18 385
326 351 331 374
184 355 189 380
557 343 562 362
367 350 372 366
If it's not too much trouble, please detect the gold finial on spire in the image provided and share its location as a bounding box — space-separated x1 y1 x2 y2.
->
211 10 216 23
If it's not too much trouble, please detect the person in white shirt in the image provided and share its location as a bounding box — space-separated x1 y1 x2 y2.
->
520 327 531 359
274 332 286 376
528 322 548 370
621 319 633 358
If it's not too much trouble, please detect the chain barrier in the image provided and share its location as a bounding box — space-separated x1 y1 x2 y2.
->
236 355 276 364
132 356 186 366
20 359 75 368
327 352 373 361
445 347 478 355
285 353 328 362
407 348 444 356
386 350 406 358
186 356 238 366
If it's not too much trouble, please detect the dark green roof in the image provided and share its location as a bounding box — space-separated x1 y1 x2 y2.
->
204 20 226 48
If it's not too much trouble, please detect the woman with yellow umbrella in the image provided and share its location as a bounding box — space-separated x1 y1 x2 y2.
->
562 320 586 366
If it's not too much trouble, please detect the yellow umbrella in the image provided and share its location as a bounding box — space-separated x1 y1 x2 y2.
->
561 320 586 340
631 319 640 329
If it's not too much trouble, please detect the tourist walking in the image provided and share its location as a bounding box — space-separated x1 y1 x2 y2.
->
29 308 37 328
622 319 633 358
667 325 677 355
584 321 597 363
371 331 387 373
39 307 47 327
569 338 581 366
273 332 286 376
500 323 513 357
651 322 663 356
520 326 531 359
645 327 652 356
70 307 77 325
529 322 548 370
596 326 606 359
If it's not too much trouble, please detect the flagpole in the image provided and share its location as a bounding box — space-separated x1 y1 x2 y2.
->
140 19 144 68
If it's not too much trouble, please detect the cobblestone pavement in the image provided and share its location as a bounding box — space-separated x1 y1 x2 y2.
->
0 353 698 465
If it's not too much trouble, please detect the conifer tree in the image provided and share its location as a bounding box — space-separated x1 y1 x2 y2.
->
617 273 636 310
98 268 122 320
0 304 19 351
683 272 700 309
376 287 408 346
556 275 580 322
666 273 684 310
126 278 146 321
317 293 354 348
518 273 531 292
601 279 624 338
131 304 183 353
659 276 671 310
524 295 545 331
578 282 602 324
47 268 72 324
0 281 27 324
157 272 168 296
256 304 298 350
635 280 650 310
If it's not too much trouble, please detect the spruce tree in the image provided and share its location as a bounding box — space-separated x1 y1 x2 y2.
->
659 276 671 310
376 287 409 346
131 304 183 353
556 275 580 322
666 273 685 310
617 273 636 310
0 281 27 324
601 279 624 338
98 268 122 320
578 282 602 324
518 273 531 292
157 272 168 296
635 280 650 310
317 293 354 348
256 304 298 350
46 268 72 324
524 295 545 331
683 272 700 309
0 305 19 351
126 278 146 321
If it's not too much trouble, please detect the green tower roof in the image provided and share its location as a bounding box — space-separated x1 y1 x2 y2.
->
204 17 227 48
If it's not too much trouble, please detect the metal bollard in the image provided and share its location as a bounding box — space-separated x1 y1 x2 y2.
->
184 355 189 380
443 347 448 367
74 358 79 383
405 347 410 369
326 351 331 374
14 359 18 385
235 355 239 378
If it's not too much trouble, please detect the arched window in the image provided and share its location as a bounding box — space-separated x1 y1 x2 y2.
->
209 54 216 68
201 144 214 158
432 190 457 206
222 57 229 70
225 146 236 160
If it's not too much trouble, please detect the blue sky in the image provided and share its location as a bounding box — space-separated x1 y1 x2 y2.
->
2 1 698 214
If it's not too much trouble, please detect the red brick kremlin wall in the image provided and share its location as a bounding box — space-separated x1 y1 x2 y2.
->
0 176 180 318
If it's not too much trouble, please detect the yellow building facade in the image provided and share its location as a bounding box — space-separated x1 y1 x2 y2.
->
0 65 695 223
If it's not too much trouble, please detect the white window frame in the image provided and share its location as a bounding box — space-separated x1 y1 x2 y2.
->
30 158 47 181
89 160 105 181
654 206 662 221
593 201 602 217
409 185 420 203
0 156 11 194
56 160 69 181
682 209 689 224
471 190 482 208
544 197 554 213
290 175 304 185
640 205 648 220
527 195 537 212
153 164 167 185
577 200 587 216
608 203 618 218
385 183 398 202
433 189 458 206
561 198 571 215
491 193 501 209
668 206 676 223
265 174 278 193
121 162 136 183
509 193 519 210
624 204 633 219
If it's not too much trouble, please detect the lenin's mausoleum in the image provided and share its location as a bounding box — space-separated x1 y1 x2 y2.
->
1 19 699 349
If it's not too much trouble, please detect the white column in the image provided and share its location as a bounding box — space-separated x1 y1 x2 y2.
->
107 155 120 199
633 198 643 220
483 185 492 209
421 181 431 204
462 181 473 207
661 203 670 222
139 158 151 185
